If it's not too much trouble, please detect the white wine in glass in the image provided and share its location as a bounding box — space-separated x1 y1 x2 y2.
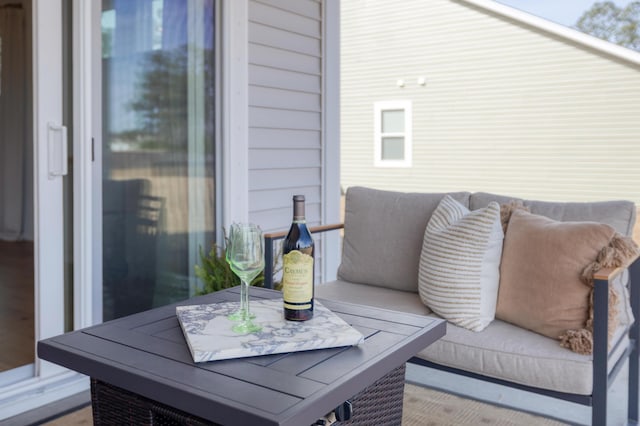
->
226 223 264 334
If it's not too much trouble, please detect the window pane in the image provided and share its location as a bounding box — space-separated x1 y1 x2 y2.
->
381 137 405 160
381 109 404 133
102 0 216 320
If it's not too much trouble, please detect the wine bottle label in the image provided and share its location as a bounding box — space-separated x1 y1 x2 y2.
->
282 250 313 310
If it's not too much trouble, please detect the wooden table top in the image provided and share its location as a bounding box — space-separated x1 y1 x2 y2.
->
38 287 445 426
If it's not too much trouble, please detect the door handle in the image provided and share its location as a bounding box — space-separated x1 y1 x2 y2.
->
48 122 68 179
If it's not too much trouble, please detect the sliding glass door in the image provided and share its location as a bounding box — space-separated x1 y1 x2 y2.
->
100 0 217 320
0 1 35 379
0 0 71 379
0 2 77 417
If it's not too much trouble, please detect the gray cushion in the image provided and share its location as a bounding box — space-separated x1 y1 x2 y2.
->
317 279 432 315
418 315 629 395
337 187 471 292
317 280 629 395
470 192 636 236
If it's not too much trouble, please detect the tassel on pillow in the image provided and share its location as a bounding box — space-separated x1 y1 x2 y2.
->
559 234 639 355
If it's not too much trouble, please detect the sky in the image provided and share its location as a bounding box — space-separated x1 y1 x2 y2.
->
496 0 636 27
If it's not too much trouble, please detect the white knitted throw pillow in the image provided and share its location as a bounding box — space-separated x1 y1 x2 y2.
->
418 195 504 332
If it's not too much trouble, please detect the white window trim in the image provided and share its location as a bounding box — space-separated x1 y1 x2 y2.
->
374 100 412 168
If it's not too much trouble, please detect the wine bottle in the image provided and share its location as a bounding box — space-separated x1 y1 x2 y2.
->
282 195 314 321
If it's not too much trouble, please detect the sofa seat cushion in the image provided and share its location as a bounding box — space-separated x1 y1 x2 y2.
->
317 280 431 315
338 187 471 292
418 315 628 395
316 280 629 395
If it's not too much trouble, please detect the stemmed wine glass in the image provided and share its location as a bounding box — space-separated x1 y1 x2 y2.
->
226 223 264 334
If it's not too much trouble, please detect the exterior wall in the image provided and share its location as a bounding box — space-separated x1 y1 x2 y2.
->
341 0 640 205
246 0 341 282
247 0 324 231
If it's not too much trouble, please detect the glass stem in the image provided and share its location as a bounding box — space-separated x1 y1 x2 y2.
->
240 280 250 319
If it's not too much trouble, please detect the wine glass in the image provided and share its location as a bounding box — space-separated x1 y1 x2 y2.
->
226 223 264 334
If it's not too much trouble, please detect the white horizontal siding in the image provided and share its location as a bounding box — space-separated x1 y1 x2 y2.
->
249 128 321 149
249 64 321 93
248 23 321 57
249 106 321 130
251 186 321 212
249 149 321 170
253 0 321 20
248 0 324 234
341 0 640 205
250 168 321 191
249 1 321 38
252 201 322 230
249 44 321 75
250 86 321 111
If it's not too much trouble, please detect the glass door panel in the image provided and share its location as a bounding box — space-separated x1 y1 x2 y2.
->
101 0 216 320
0 0 69 386
0 0 34 376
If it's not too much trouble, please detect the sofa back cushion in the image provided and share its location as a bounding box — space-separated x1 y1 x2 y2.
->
470 192 637 236
338 186 471 292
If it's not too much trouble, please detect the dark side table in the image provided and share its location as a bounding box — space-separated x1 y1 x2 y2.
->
38 287 445 425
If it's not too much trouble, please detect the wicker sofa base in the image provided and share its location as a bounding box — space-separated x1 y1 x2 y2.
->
90 364 406 425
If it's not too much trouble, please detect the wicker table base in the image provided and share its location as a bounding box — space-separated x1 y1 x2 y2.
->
90 364 406 426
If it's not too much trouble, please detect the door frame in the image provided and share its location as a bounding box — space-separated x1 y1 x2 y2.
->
32 0 65 374
72 0 98 328
0 0 91 420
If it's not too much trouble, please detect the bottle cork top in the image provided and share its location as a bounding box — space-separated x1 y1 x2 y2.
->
293 195 306 220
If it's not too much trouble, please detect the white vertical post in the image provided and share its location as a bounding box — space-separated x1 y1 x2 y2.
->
72 0 95 328
322 0 341 282
90 0 104 325
222 0 249 227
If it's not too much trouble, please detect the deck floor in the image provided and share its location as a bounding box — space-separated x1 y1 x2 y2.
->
0 240 34 372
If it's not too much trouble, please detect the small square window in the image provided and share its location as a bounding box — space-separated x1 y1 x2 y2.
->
374 101 412 167
381 137 405 160
381 110 404 133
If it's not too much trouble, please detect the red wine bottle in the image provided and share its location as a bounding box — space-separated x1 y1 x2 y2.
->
282 195 314 321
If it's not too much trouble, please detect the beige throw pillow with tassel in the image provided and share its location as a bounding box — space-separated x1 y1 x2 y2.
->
497 209 639 354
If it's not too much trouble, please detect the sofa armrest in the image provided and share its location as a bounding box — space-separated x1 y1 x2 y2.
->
592 254 640 398
592 254 640 344
263 223 344 289
593 264 633 282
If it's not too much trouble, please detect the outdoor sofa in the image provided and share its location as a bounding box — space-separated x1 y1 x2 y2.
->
265 186 640 425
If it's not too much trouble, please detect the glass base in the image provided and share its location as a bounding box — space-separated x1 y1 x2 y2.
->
228 310 256 321
231 320 262 334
